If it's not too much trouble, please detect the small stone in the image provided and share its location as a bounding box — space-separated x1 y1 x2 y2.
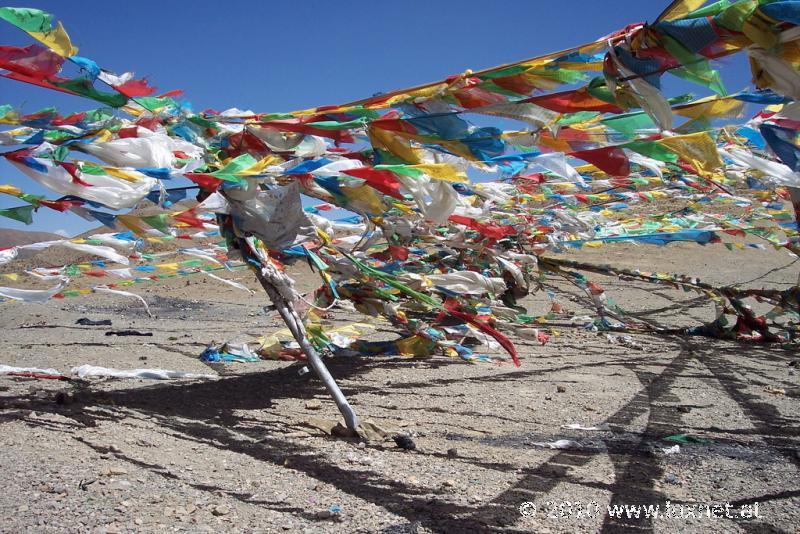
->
443 479 457 487
109 445 122 453
447 448 458 457
664 473 679 485
105 467 128 476
305 399 322 410
392 434 416 450
133 518 143 526
212 505 231 516
556 385 566 393
315 510 333 520
357 442 366 449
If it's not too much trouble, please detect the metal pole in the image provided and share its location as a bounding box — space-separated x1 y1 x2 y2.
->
241 238 360 433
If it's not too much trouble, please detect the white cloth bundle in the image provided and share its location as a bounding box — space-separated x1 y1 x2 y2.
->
423 270 506 295
0 279 67 303
722 148 800 188
71 365 215 380
82 127 203 169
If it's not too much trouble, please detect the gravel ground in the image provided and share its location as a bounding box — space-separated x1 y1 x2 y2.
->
0 242 797 533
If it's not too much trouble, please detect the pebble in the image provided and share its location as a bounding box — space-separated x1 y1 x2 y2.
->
392 434 416 450
556 385 566 393
447 448 458 457
102 468 128 476
664 473 679 485
211 504 231 516
305 399 322 410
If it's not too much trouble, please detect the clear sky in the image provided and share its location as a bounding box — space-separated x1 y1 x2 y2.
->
0 0 755 236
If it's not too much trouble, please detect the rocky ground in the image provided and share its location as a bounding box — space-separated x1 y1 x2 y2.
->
0 241 798 533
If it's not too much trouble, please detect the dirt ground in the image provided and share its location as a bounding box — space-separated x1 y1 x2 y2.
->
0 241 798 533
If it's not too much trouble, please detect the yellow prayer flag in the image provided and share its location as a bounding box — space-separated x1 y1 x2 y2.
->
29 21 78 57
674 96 745 120
0 184 22 196
657 0 708 22
117 215 150 237
411 164 468 183
658 132 722 175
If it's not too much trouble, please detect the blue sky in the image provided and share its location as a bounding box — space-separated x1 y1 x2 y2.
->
0 1 755 235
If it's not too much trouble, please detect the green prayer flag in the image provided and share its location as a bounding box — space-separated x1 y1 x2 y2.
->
601 112 655 136
623 140 680 163
0 205 34 224
54 79 129 108
0 7 52 33
374 164 423 179
141 214 171 234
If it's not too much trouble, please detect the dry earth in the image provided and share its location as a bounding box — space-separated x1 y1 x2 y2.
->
0 241 798 533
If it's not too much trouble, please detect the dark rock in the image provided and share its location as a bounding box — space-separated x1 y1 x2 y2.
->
393 434 416 450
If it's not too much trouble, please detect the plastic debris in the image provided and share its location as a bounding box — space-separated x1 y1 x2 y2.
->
531 439 582 450
71 365 215 380
663 434 712 445
104 330 153 337
76 318 112 326
200 342 260 363
0 364 64 380
662 445 681 455
562 423 611 431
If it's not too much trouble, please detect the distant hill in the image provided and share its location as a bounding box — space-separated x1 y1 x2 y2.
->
0 228 63 249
